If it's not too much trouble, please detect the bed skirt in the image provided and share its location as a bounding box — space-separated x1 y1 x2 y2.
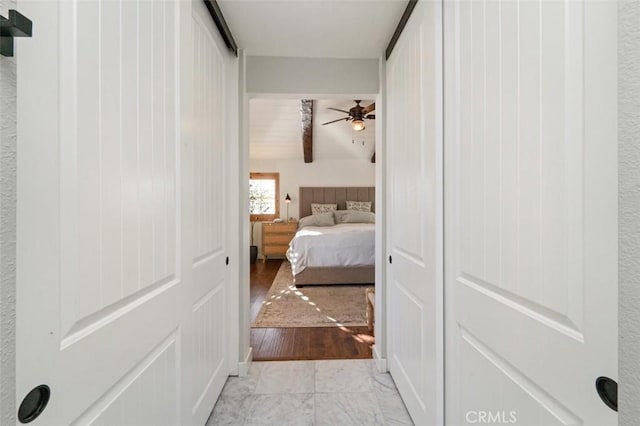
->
293 266 374 286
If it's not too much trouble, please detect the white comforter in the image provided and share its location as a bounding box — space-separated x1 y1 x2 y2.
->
286 223 375 276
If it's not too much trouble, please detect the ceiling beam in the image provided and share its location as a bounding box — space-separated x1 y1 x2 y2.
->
300 100 314 163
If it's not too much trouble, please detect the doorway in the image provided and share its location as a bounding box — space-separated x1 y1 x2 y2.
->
245 97 381 361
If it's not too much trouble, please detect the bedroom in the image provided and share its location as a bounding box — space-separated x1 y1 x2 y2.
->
248 98 378 360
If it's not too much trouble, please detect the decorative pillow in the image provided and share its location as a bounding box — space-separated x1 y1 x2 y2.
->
311 203 337 215
333 210 375 224
346 201 372 212
298 212 335 229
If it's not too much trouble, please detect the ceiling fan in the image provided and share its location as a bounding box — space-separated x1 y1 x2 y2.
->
322 100 375 132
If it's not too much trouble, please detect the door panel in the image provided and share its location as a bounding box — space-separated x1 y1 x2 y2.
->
189 1 229 423
386 1 443 424
458 330 581 425
17 0 233 423
18 1 183 423
444 0 617 424
58 0 179 348
73 334 180 425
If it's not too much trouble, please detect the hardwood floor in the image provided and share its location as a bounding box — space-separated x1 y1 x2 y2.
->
250 259 374 361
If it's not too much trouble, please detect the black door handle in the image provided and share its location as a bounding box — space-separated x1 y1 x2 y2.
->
595 376 617 412
18 384 50 423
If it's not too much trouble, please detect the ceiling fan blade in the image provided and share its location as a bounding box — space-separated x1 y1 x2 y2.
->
363 102 375 114
365 114 375 120
327 107 351 114
322 117 350 125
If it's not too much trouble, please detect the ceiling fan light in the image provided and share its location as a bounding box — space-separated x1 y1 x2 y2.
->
352 119 365 132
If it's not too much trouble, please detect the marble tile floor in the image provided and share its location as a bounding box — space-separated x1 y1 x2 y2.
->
206 359 414 426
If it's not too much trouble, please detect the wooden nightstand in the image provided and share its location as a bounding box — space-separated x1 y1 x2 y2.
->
261 221 298 263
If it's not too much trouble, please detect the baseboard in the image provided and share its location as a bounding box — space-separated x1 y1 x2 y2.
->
237 347 253 377
372 345 388 373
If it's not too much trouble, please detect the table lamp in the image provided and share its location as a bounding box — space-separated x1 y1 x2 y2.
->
285 193 291 221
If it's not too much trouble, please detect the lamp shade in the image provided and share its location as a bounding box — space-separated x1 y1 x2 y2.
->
285 193 291 202
351 119 365 132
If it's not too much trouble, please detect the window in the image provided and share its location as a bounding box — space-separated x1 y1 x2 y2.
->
249 172 280 221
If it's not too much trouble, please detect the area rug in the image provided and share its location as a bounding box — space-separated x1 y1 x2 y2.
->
252 262 373 328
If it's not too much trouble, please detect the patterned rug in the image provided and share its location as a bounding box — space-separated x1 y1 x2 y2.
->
252 262 373 328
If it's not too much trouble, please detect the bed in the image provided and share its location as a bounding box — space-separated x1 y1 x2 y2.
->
287 187 375 286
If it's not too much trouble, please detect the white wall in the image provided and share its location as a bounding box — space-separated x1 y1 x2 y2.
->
249 158 375 256
0 1 16 424
246 56 379 97
619 1 640 423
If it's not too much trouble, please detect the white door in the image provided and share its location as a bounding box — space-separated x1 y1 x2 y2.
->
444 0 618 424
186 0 233 423
386 1 444 424
16 0 233 423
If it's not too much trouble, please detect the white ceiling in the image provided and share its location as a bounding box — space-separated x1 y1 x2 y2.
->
217 0 408 59
250 99 375 160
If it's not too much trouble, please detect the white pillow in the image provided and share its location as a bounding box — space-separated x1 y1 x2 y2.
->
333 210 375 224
298 212 335 229
346 200 372 212
311 203 337 215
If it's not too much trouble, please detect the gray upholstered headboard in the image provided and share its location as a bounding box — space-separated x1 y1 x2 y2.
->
299 187 375 218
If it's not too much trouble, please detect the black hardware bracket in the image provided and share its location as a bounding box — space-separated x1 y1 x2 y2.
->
0 9 32 57
202 0 237 56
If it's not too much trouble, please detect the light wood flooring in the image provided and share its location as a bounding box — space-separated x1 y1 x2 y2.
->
250 259 374 361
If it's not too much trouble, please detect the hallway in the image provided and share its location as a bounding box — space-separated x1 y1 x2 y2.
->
4 0 628 423
206 359 413 425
